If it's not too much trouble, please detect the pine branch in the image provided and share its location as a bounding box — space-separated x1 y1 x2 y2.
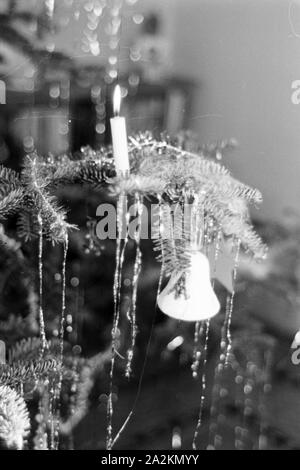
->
0 166 21 194
17 210 39 242
8 337 43 364
21 156 76 243
0 189 25 219
0 359 59 387
0 133 266 258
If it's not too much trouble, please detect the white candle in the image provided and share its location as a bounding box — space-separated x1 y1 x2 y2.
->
0 340 6 365
110 85 130 175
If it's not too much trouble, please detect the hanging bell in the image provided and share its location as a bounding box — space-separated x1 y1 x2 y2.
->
158 251 220 322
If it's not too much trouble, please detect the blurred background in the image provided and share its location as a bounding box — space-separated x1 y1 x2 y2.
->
1 0 300 450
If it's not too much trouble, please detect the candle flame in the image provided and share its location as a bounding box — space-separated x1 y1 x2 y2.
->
113 84 122 116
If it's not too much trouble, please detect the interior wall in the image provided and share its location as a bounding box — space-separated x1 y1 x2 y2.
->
171 0 300 221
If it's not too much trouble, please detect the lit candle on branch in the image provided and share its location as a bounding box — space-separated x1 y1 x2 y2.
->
110 84 130 176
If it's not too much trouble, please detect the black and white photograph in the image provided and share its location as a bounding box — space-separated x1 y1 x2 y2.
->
0 0 299 454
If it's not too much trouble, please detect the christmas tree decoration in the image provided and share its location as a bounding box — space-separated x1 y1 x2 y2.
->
0 385 30 450
0 129 267 450
158 251 220 322
110 85 130 175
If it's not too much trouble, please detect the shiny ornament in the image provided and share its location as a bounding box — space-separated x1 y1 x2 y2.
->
158 251 220 322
